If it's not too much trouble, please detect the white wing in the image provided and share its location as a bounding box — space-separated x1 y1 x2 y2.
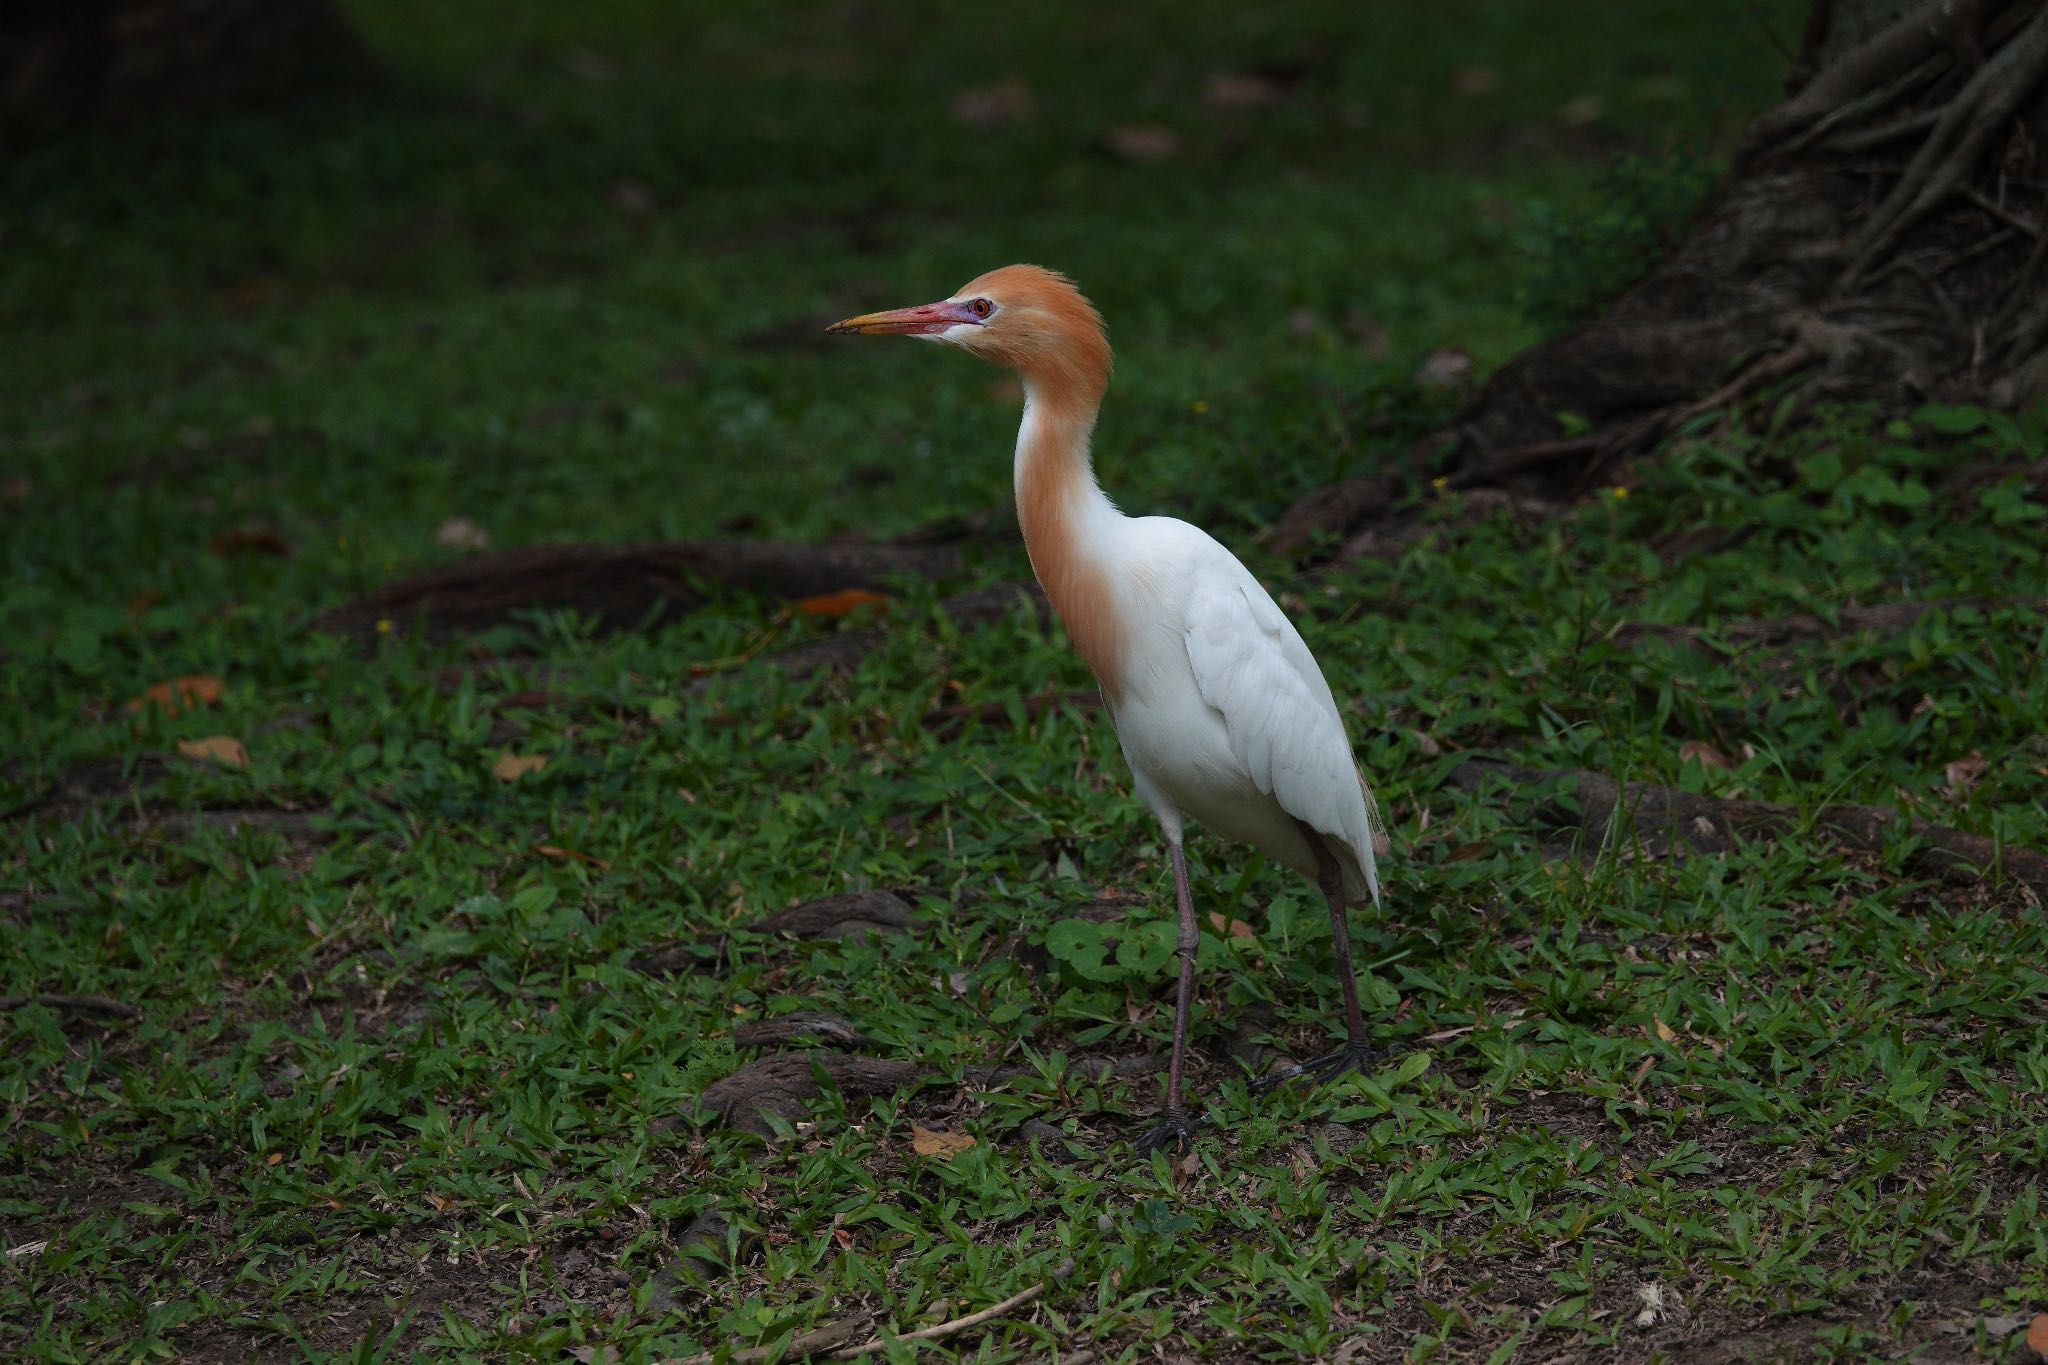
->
1181 561 1381 903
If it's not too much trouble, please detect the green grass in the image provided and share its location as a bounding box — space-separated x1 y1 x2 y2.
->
5 1 2048 1361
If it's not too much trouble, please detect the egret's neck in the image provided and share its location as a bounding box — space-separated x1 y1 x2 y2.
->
1014 375 1128 698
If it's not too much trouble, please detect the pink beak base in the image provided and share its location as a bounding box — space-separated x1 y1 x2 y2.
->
827 299 982 336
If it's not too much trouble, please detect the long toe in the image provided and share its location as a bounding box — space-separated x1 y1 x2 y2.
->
1249 1040 1379 1095
1134 1108 1203 1155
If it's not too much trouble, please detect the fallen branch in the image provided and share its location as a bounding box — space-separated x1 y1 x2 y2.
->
316 538 961 645
681 581 1049 696
821 1277 1057 1360
1450 759 2048 895
663 1311 875 1365
664 1270 1059 1365
696 1053 934 1135
924 687 1101 738
1610 594 2047 650
0 993 143 1021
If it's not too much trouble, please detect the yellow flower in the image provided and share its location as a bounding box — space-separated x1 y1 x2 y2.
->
375 618 393 634
1191 400 1209 415
1610 485 1629 499
1430 476 1448 489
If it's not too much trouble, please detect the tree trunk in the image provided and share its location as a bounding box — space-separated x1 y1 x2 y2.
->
1277 0 2048 550
1 0 367 134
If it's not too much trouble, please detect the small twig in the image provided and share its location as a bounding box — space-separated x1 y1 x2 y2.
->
824 1278 1056 1360
1450 760 2048 896
1962 186 2042 238
1842 4 2048 287
0 993 142 1021
664 1311 874 1365
664 1272 1059 1365
1825 106 1940 152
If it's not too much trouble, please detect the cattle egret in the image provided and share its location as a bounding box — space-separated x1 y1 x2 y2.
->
831 265 1385 1150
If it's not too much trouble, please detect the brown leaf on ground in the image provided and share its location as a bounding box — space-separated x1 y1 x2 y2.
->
911 1125 976 1159
1679 740 1734 769
208 526 294 558
1345 314 1393 359
177 735 249 769
535 843 609 869
492 753 547 781
794 588 891 618
1206 912 1255 939
1453 65 1500 97
951 78 1035 129
1558 93 1605 127
128 675 223 716
1105 124 1181 162
610 179 654 216
434 517 491 551
1203 71 1282 110
2028 1313 2048 1355
1943 751 1987 799
1414 347 1475 390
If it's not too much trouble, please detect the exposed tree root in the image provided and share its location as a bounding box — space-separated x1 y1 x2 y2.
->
315 539 961 646
631 890 918 976
1270 0 2046 531
1450 759 2048 896
0 993 143 1021
1610 594 2048 650
1842 4 2048 286
696 1052 933 1136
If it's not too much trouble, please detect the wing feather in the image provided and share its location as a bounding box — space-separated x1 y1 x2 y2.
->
1182 567 1381 902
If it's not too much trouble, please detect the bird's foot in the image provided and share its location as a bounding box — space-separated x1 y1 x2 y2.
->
1248 1039 1378 1096
1133 1106 1203 1155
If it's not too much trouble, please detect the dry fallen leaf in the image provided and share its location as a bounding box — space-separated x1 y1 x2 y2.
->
492 753 548 781
1453 65 1500 97
951 78 1035 129
1105 123 1182 162
177 735 249 769
1413 347 1474 390
1442 841 1490 863
1558 93 1605 127
207 526 294 558
1679 740 1733 770
1207 912 1255 939
127 674 223 716
794 588 891 618
1943 751 1987 798
536 844 611 869
910 1126 976 1159
610 179 655 216
1652 1017 1677 1043
1203 71 1283 111
434 516 491 551
2028 1313 2048 1355
1345 313 1393 359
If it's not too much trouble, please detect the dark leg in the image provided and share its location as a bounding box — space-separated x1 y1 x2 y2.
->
1250 821 1378 1094
1136 840 1203 1153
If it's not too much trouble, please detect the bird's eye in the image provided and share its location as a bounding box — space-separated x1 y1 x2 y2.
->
969 298 994 319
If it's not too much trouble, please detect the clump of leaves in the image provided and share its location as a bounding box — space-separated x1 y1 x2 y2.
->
1517 141 1720 330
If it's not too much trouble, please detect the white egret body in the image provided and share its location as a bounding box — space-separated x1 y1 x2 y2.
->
832 265 1385 1146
